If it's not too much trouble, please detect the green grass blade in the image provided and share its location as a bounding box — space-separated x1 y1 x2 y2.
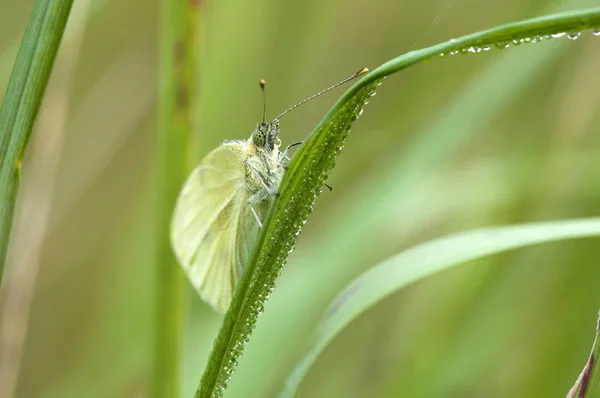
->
154 1 203 397
195 8 600 397
0 0 74 284
196 75 380 398
568 315 600 397
282 219 600 397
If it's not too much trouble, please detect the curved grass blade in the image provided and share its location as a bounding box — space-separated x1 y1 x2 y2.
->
196 8 600 398
196 75 381 398
0 0 74 282
568 314 600 397
282 218 600 397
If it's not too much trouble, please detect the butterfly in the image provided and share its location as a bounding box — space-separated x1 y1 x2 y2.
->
170 68 368 312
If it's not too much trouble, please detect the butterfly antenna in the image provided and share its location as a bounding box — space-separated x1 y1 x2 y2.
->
259 79 267 123
274 67 369 121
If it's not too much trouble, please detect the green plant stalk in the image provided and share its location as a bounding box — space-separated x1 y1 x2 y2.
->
195 8 600 397
0 0 74 285
568 314 600 397
154 1 202 397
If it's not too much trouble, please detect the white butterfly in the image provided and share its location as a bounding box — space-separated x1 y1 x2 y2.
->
170 69 368 312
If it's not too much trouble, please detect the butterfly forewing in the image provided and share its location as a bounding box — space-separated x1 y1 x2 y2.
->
170 142 268 312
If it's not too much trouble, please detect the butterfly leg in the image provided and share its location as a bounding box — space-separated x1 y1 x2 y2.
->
245 160 276 196
247 190 270 228
248 202 263 229
282 141 303 161
263 152 288 169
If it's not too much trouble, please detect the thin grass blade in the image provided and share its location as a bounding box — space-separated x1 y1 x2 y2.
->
281 219 600 397
0 0 74 283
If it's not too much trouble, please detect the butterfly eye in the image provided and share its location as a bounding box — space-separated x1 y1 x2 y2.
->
252 131 265 147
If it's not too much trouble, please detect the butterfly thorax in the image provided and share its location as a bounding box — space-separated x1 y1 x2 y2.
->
243 120 285 198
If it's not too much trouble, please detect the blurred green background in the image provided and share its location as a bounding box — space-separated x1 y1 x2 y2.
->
1 0 600 397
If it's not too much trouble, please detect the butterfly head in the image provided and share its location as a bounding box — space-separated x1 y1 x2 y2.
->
252 120 280 152
251 68 368 154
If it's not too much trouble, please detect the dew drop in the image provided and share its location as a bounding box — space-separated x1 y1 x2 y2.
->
482 45 491 51
593 29 600 37
449 50 459 55
551 32 566 38
511 39 521 46
567 31 581 40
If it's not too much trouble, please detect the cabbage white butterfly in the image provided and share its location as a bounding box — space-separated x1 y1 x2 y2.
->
170 68 368 312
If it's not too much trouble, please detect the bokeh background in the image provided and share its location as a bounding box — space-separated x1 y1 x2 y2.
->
1 0 600 397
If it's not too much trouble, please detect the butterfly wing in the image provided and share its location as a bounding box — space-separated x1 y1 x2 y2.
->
170 142 267 312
